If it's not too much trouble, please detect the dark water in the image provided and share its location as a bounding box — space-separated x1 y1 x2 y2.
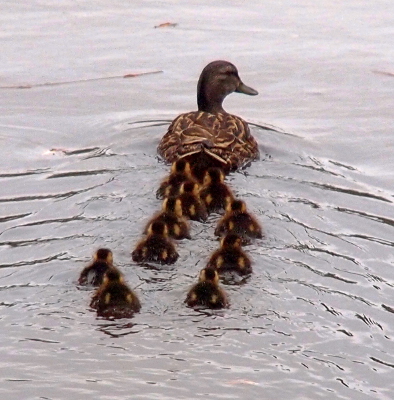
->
1 1 393 399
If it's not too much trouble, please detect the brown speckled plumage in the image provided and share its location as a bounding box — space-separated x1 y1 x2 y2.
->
157 61 259 175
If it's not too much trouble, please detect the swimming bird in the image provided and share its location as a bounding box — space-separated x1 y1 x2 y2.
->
156 159 195 199
185 267 228 309
215 199 263 242
207 233 252 275
90 268 141 319
199 167 234 213
132 220 179 264
144 197 191 240
177 181 208 221
78 248 116 286
157 60 259 181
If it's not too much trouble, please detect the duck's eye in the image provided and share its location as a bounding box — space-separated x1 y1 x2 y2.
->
219 70 236 80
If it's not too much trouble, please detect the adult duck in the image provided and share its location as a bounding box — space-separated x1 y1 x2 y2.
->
157 60 259 180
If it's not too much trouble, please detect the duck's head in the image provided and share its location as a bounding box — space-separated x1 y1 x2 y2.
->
226 199 247 213
162 197 183 217
199 267 219 285
103 268 124 285
220 233 242 248
171 159 191 175
94 248 113 264
180 181 199 196
148 220 169 237
203 167 225 186
197 60 258 114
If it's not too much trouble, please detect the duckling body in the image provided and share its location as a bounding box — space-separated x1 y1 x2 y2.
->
178 181 207 222
199 168 234 213
185 267 228 309
156 159 194 199
157 60 259 176
208 234 252 275
78 248 115 286
156 173 193 199
132 220 179 264
91 269 141 319
145 197 191 240
215 199 263 242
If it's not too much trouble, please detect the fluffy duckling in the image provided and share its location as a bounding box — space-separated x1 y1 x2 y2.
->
178 181 208 222
215 199 263 242
156 159 194 199
132 220 179 264
145 197 191 240
199 167 234 213
185 267 228 309
189 151 227 183
208 233 252 275
90 269 141 319
78 248 115 286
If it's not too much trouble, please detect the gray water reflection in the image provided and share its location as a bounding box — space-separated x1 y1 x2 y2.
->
1 117 393 399
1 1 394 400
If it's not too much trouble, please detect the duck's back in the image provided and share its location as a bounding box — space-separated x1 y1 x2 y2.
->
157 111 259 170
217 212 263 239
211 247 243 269
96 282 141 314
200 182 233 213
147 212 190 239
186 281 227 308
78 261 112 286
209 247 252 275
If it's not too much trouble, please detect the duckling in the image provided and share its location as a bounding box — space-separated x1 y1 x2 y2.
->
78 248 115 286
132 220 179 264
145 197 191 240
199 167 234 213
185 267 228 309
156 159 194 199
90 268 141 319
215 199 263 242
207 233 252 275
177 181 208 222
157 61 259 175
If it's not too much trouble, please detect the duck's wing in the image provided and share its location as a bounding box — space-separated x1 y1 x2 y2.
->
217 114 259 169
157 112 218 163
157 112 259 169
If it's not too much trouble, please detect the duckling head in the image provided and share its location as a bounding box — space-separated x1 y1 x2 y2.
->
148 220 169 237
197 60 258 114
94 248 113 264
227 199 247 213
220 233 242 248
203 167 225 185
199 267 219 285
103 268 124 285
162 197 183 217
180 181 199 196
171 159 191 175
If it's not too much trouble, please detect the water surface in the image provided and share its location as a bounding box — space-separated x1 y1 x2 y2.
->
1 1 393 399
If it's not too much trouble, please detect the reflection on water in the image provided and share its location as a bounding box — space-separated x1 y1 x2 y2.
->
1 118 393 399
1 1 394 399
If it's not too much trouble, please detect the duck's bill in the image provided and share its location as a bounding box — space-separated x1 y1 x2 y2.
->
236 82 258 96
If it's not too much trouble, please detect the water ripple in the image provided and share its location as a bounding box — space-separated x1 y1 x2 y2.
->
1 45 394 400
